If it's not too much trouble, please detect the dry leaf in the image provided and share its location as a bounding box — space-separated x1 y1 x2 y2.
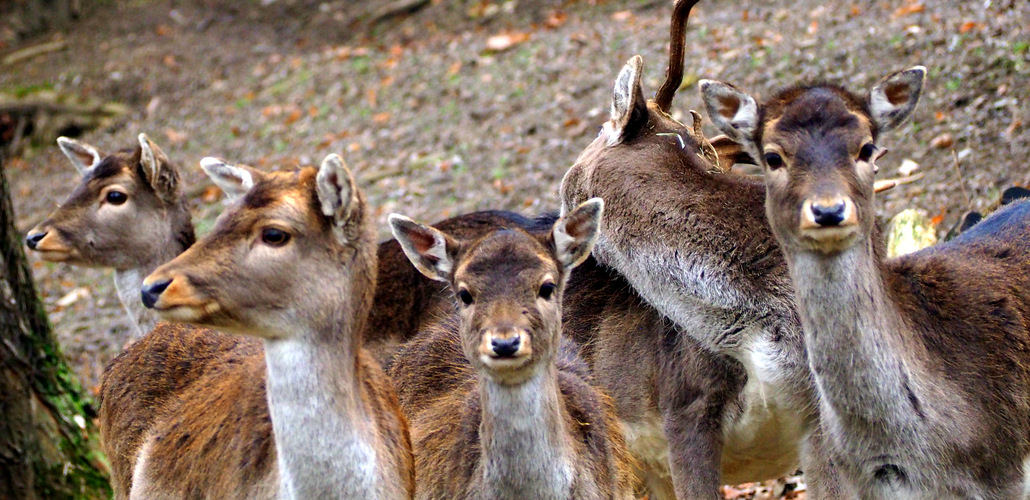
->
958 21 982 33
164 128 188 145
155 24 171 36
447 61 462 76
545 10 568 29
373 112 392 124
284 108 303 125
611 10 632 22
929 133 953 149
486 32 530 52
892 2 925 18
200 185 223 203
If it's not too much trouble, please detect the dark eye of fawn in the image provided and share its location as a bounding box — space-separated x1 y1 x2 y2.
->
261 228 290 247
458 289 474 306
539 282 556 300
106 191 128 205
764 152 784 169
858 143 876 163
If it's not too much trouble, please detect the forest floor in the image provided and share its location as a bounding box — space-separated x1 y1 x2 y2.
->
2 0 1028 497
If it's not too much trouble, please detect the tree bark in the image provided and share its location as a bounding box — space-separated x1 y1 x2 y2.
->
0 154 110 499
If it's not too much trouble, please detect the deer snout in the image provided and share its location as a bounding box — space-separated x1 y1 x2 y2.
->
25 231 46 250
140 279 172 309
479 326 532 367
491 335 521 358
801 196 857 229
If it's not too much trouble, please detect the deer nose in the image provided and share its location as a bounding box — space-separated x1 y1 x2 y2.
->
26 231 46 250
803 196 852 227
141 279 172 309
490 335 522 358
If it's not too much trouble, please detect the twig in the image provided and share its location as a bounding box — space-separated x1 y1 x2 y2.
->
2 40 68 66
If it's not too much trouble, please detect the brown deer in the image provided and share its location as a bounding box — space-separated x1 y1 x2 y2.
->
26 134 194 337
103 154 414 499
557 2 844 497
701 68 1030 497
388 199 638 500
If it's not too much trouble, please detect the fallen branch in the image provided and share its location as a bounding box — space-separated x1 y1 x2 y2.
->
2 40 68 66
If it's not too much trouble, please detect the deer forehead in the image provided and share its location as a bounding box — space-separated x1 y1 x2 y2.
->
762 92 873 154
455 233 556 289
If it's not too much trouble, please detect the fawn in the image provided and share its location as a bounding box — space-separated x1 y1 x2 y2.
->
388 199 638 499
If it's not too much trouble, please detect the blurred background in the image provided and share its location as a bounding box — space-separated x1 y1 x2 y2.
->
2 1 1027 497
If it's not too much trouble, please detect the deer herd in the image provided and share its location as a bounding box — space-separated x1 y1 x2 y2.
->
21 0 1030 499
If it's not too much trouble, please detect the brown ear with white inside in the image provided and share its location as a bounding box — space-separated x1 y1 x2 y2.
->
551 198 604 271
868 66 926 132
315 153 361 243
388 214 459 282
57 136 103 176
138 133 179 203
200 157 264 202
698 80 760 161
603 55 648 147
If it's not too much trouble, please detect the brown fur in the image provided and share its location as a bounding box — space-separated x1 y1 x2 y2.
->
102 162 414 499
389 213 638 499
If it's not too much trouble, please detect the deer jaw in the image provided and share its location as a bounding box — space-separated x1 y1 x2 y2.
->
27 134 194 336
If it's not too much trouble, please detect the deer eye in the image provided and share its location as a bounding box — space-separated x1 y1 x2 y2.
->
764 152 784 169
457 289 474 306
858 143 876 163
538 282 556 300
260 228 290 247
105 191 128 205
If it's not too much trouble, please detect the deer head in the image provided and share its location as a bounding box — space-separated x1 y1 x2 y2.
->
700 67 926 254
26 134 191 268
141 154 374 340
389 199 603 385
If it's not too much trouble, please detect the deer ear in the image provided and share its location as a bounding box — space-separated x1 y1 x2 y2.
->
388 214 458 282
138 134 179 202
200 157 261 201
699 79 759 145
551 198 603 270
315 154 361 236
868 66 925 132
603 55 648 146
57 137 103 176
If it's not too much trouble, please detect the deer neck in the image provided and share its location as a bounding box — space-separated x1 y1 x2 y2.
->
114 232 191 338
478 363 574 500
262 247 380 499
787 240 926 438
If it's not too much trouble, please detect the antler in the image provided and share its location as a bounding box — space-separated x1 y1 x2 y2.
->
654 0 702 113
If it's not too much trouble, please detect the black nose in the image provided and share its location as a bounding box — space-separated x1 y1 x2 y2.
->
141 279 172 309
810 201 847 227
491 336 521 358
26 231 46 250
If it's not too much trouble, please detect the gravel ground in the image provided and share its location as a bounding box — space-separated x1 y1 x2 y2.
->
2 0 1027 496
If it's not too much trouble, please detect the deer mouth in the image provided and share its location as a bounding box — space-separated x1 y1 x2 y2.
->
798 224 861 252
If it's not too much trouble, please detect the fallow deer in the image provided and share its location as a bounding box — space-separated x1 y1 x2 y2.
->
701 67 1030 497
26 134 194 337
103 154 414 499
388 199 638 500
557 2 843 496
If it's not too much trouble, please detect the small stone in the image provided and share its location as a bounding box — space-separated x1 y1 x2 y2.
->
898 159 920 176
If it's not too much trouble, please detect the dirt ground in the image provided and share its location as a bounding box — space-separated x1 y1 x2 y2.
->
2 0 1027 497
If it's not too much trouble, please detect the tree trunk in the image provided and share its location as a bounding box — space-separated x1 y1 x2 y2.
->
0 154 110 499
